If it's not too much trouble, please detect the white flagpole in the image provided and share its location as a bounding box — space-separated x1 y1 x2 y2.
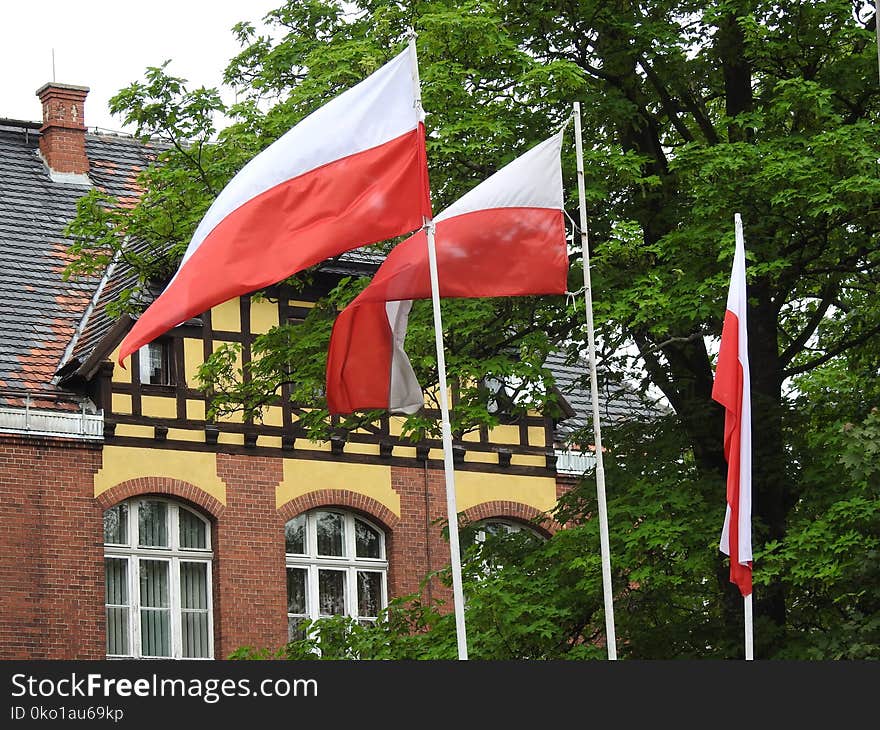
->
875 1 880 85
573 102 617 660
734 212 755 661
409 35 468 661
425 219 469 661
744 593 754 660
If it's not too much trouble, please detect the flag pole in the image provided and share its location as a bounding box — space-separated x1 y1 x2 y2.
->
875 0 880 85
734 212 755 661
409 35 468 661
573 101 617 660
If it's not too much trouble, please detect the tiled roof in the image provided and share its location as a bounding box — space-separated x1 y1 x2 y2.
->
0 121 154 404
546 349 665 444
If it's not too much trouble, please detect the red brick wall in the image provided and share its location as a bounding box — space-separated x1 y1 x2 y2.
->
37 84 90 174
389 465 456 608
212 454 287 658
0 435 102 659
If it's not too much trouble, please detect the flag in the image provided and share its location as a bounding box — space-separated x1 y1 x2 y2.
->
326 130 569 415
712 214 753 597
117 44 431 366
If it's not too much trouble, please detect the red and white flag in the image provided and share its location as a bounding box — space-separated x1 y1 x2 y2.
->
118 45 431 365
711 214 753 597
326 130 569 415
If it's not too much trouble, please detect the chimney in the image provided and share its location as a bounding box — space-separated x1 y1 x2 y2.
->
36 83 90 176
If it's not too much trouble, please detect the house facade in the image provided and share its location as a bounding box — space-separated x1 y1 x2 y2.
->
0 83 593 660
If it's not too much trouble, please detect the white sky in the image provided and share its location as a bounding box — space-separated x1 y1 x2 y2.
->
1 0 281 134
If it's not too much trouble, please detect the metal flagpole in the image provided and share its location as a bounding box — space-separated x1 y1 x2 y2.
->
425 218 469 661
875 1 880 85
408 35 468 660
573 102 618 660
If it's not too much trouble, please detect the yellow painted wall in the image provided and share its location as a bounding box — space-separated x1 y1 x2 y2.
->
464 451 497 465
489 425 520 444
113 424 153 438
527 426 547 447
345 443 380 457
454 471 557 514
111 393 132 414
110 345 131 383
258 406 283 428
183 338 203 386
167 428 205 443
186 400 206 421
94 446 226 504
211 299 240 331
250 298 279 334
510 454 548 468
142 396 177 419
277 459 399 516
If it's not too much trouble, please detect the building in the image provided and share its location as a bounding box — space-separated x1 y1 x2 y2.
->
0 82 623 660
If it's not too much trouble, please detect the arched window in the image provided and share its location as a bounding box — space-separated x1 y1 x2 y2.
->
103 498 213 659
284 510 387 639
466 519 543 546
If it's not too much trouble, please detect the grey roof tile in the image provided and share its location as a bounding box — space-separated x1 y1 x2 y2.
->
0 123 153 402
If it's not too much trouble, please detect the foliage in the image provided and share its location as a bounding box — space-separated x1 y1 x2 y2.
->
64 0 880 658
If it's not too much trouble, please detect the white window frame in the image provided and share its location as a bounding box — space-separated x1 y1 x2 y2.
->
472 518 539 544
103 498 214 660
285 510 388 635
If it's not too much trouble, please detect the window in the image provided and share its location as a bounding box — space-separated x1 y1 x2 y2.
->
103 498 213 659
466 519 541 546
285 510 387 640
138 339 173 385
462 518 545 577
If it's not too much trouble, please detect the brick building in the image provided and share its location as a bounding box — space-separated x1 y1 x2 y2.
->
0 82 622 660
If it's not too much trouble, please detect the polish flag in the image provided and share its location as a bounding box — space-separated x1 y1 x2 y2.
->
118 44 431 365
711 215 753 597
326 131 569 415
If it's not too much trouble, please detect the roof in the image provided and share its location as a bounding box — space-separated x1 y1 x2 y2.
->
547 350 665 444
0 120 154 404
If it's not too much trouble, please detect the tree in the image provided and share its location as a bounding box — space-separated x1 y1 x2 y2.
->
64 0 880 657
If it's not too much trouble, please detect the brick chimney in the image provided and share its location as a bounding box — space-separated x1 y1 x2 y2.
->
36 83 90 175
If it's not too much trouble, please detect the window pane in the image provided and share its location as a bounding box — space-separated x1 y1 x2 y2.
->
179 508 207 550
357 571 383 619
287 568 307 614
180 562 208 610
105 558 129 656
106 607 129 655
139 560 169 608
138 501 168 548
285 515 306 555
181 612 209 658
288 617 306 642
140 341 171 385
317 570 346 616
316 512 344 556
105 558 128 605
140 560 171 657
103 504 128 545
355 518 381 558
140 609 171 657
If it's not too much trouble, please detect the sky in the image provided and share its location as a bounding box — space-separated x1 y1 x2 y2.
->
1 0 282 134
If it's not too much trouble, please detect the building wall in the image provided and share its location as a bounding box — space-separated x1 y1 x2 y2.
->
0 435 103 659
0 290 570 660
0 434 568 660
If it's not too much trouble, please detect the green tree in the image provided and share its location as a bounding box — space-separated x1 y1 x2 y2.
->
64 0 880 657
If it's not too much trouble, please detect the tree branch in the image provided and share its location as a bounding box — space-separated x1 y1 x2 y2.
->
783 321 880 378
778 285 837 368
